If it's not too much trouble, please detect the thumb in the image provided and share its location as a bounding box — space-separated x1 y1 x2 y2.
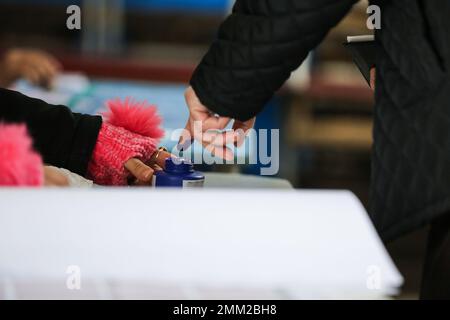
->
124 158 154 182
177 120 193 151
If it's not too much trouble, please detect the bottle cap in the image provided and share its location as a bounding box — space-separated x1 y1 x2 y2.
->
164 157 194 174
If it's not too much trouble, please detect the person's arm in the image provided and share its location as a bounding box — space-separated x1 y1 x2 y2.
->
0 88 102 176
182 0 358 158
0 89 165 186
190 0 358 121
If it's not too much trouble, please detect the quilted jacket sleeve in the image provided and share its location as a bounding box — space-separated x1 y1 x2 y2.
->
190 0 358 121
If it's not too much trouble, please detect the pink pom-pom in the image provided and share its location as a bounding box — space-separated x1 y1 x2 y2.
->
0 123 44 186
102 98 165 140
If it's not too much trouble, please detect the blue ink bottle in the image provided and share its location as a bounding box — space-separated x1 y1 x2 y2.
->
152 157 205 188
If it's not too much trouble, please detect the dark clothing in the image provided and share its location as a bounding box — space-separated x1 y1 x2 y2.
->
190 0 450 241
0 88 102 176
371 0 450 240
420 213 450 299
191 0 357 121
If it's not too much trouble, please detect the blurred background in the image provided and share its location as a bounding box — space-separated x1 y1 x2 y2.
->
0 0 428 299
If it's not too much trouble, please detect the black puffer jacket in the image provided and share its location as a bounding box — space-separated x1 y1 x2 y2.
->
190 0 450 241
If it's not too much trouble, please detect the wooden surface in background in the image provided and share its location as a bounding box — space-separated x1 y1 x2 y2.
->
58 54 195 83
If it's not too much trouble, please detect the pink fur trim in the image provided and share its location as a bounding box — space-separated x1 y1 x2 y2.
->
102 98 165 140
0 123 44 186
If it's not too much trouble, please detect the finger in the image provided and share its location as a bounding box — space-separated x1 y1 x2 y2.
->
203 130 237 146
186 91 229 130
232 117 256 147
151 164 163 172
156 152 172 169
124 158 154 182
133 164 163 186
188 116 216 146
148 150 173 169
32 64 53 88
234 129 247 148
191 116 231 145
232 117 256 132
202 140 234 161
33 53 61 79
39 60 59 88
178 120 193 151
20 51 60 88
203 117 254 147
42 53 62 71
202 115 231 132
23 67 40 86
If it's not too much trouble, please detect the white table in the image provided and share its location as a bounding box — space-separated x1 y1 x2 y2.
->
0 188 402 299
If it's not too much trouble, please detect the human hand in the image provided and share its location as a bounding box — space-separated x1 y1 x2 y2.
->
179 86 256 160
1 48 61 88
43 152 173 187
